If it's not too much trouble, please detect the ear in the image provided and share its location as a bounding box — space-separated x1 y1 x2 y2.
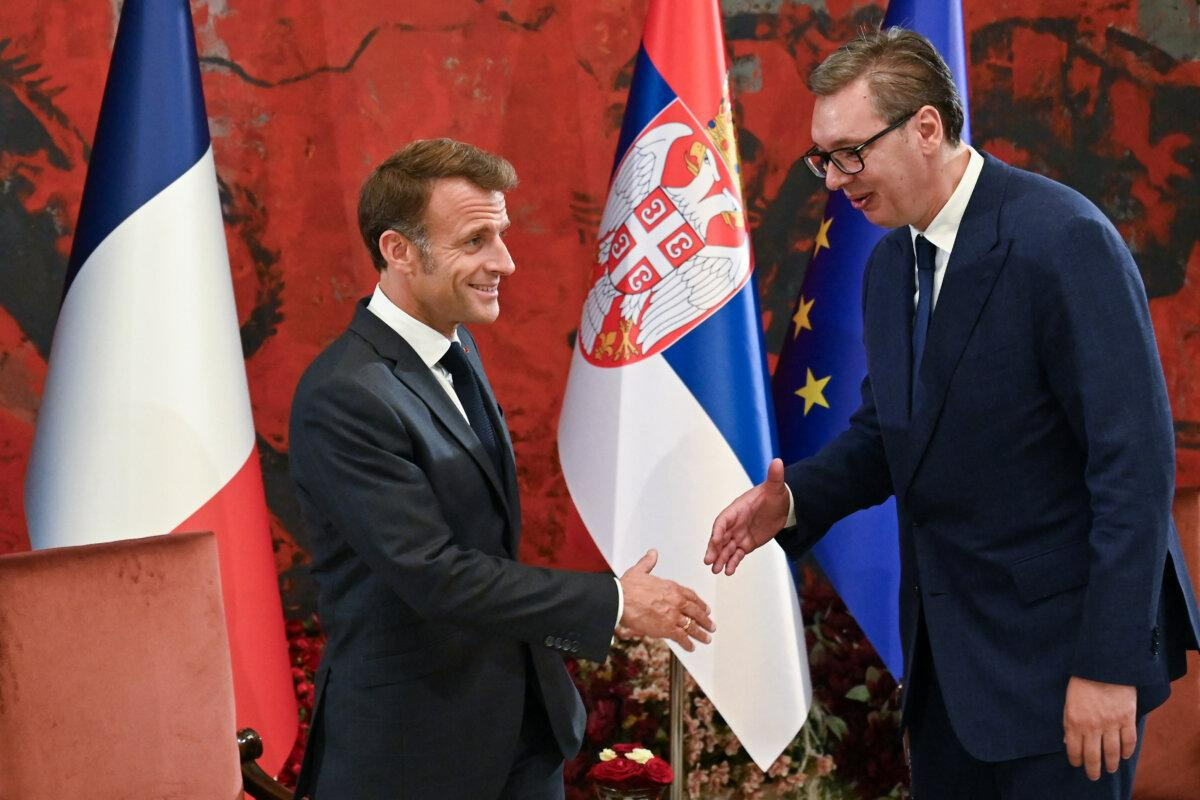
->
378 229 421 276
913 105 945 153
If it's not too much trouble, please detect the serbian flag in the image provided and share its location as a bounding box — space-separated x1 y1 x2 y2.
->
773 0 972 680
23 0 296 773
558 0 809 769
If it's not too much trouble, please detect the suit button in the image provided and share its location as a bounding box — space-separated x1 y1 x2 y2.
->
571 643 580 653
544 635 555 647
913 584 920 595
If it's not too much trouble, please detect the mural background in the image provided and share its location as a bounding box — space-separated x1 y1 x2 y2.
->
0 0 1196 790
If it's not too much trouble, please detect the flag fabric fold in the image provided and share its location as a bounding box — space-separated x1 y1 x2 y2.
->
24 0 296 773
772 0 972 680
559 0 809 770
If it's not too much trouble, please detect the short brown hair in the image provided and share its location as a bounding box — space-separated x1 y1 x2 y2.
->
357 138 518 271
808 28 964 145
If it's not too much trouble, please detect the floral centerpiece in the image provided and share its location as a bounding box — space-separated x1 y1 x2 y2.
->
588 743 673 799
565 566 909 799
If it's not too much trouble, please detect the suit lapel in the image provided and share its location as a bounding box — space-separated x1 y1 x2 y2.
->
866 232 916 426
348 306 515 529
894 154 1013 497
458 327 522 555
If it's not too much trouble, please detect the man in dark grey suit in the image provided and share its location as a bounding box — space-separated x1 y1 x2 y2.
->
290 139 714 800
704 29 1199 800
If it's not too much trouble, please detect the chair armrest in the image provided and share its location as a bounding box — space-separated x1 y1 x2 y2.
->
238 728 295 800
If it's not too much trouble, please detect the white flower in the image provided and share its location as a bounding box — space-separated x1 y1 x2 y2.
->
599 748 617 762
626 748 654 765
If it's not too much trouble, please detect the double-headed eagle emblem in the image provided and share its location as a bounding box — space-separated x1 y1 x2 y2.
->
579 108 751 366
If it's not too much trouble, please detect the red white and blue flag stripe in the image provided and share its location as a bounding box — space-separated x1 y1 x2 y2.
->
559 0 809 769
23 0 296 773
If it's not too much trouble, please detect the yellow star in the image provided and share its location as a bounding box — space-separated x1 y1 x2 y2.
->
812 216 833 259
791 295 815 339
794 368 831 416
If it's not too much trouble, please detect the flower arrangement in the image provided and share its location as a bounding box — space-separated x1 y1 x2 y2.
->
566 566 909 799
587 742 674 797
278 613 327 788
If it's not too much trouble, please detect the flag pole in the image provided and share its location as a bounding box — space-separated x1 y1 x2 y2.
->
669 652 684 800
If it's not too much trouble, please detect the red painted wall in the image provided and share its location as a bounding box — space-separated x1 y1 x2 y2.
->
1 0 1196 628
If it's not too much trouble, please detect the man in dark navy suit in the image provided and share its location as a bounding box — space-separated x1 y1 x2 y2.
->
290 139 714 800
704 29 1200 800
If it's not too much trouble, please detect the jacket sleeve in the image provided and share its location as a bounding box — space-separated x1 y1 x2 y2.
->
291 374 619 663
1037 213 1176 686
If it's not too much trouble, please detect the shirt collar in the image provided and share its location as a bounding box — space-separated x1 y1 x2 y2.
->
366 284 459 368
909 145 984 255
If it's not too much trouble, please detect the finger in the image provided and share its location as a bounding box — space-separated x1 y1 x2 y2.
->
725 548 746 576
682 603 715 634
630 549 657 575
666 627 695 652
1083 731 1102 781
1120 721 1137 760
676 586 711 615
1102 728 1121 775
766 457 785 485
1064 730 1083 769
711 540 738 575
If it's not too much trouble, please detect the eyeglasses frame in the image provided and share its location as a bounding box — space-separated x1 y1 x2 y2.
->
802 109 919 178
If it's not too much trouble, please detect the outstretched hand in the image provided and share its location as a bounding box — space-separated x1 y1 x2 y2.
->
618 549 714 651
704 458 790 576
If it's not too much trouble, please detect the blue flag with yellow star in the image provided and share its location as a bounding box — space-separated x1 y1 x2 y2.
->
772 0 971 679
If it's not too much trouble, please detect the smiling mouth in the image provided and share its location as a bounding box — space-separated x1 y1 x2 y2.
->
470 283 499 296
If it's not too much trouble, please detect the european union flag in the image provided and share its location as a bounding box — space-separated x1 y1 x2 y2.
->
772 0 971 679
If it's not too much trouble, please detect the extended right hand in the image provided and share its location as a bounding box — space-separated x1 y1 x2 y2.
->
618 549 714 651
704 457 790 576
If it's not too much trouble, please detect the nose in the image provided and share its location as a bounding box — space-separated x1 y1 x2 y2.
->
490 238 516 276
824 168 849 192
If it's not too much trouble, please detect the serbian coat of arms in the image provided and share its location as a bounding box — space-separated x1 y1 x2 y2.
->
579 98 751 367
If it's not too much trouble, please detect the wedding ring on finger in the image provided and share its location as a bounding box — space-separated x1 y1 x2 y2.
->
681 616 693 633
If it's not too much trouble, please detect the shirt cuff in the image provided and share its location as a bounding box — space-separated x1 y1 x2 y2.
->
613 576 624 631
786 484 797 527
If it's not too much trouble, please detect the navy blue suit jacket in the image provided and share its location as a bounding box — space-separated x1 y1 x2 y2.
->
778 153 1200 762
289 304 618 799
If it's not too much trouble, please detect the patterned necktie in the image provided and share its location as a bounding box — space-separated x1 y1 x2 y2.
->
911 235 938 410
439 341 504 477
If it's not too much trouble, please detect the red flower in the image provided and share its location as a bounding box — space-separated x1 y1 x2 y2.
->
643 756 674 784
611 742 642 754
586 698 618 742
588 755 642 788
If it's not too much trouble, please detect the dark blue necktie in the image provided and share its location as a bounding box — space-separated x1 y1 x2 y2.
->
439 341 504 477
911 235 937 410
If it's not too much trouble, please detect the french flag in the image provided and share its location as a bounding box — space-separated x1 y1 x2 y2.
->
558 0 809 769
23 0 296 773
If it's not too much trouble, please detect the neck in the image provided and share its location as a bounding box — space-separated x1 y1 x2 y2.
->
914 144 971 231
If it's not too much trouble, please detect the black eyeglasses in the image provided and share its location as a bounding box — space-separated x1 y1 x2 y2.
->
802 110 917 178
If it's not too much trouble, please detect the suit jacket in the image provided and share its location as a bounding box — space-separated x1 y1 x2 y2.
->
289 303 618 799
778 153 1200 762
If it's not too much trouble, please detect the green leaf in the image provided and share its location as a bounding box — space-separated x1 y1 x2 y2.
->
865 666 881 685
826 714 848 740
844 684 871 702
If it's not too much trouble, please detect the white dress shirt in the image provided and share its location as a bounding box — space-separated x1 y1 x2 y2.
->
366 285 625 627
908 146 985 310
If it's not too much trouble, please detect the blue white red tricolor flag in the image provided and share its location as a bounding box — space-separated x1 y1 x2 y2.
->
23 0 296 773
558 0 809 769
772 0 972 680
